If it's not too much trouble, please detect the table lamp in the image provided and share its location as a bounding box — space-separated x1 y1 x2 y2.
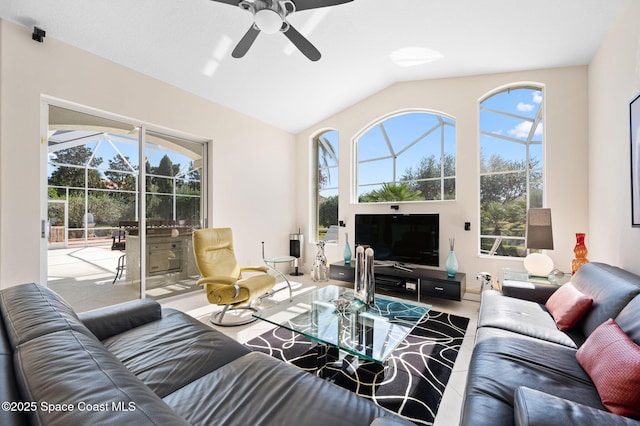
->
523 208 554 277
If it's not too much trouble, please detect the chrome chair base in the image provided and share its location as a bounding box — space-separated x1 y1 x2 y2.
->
209 305 259 327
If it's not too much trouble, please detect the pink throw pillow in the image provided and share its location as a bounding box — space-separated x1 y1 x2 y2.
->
576 319 640 417
545 282 593 331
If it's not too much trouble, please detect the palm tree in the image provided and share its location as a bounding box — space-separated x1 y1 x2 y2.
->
359 182 424 202
317 133 338 188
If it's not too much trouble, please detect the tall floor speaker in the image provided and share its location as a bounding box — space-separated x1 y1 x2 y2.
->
289 232 303 276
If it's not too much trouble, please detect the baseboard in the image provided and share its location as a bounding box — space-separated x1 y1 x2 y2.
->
463 291 480 302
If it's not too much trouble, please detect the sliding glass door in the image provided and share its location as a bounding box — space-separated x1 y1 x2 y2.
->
45 104 206 311
143 130 204 299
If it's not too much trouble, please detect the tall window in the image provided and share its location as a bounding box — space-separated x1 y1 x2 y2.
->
355 111 456 203
479 86 544 257
314 130 339 241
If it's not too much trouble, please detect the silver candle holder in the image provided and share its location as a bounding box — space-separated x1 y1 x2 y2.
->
354 246 375 306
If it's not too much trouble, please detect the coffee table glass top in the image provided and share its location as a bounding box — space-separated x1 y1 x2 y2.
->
253 285 431 363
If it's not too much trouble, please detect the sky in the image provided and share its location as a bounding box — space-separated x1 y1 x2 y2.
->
479 88 543 165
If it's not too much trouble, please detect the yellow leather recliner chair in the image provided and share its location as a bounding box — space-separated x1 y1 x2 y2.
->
192 228 275 326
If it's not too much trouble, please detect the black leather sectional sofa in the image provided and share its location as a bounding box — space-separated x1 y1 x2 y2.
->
462 262 640 425
0 283 412 426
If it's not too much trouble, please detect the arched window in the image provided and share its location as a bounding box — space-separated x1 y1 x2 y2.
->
313 130 339 242
355 111 456 203
479 86 544 257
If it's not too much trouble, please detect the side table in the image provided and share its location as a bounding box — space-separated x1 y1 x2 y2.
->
263 256 295 301
261 242 294 301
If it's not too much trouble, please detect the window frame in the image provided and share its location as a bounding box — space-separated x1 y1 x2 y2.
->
353 109 456 204
312 129 339 243
478 84 545 258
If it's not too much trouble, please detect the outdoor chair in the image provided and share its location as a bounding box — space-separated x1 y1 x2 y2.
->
480 236 503 256
111 221 138 284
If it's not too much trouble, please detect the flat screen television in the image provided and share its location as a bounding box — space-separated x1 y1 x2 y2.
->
354 214 439 267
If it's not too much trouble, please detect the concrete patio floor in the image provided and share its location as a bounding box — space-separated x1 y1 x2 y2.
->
47 245 200 312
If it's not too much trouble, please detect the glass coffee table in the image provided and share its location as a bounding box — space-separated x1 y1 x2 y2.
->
253 285 430 376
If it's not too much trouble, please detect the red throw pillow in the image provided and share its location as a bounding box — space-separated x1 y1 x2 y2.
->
576 319 640 417
545 282 593 330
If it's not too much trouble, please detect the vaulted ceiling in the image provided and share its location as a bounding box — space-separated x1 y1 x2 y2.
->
0 0 624 133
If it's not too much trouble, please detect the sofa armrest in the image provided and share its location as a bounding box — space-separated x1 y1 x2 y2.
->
502 280 559 304
514 386 640 426
78 298 162 340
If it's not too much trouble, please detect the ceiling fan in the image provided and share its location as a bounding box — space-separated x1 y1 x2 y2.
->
211 0 353 61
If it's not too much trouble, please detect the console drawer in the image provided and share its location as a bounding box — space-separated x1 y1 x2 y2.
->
329 263 355 282
420 280 461 301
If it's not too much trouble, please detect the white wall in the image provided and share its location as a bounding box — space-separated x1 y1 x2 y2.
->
588 0 640 275
0 20 296 287
296 67 590 294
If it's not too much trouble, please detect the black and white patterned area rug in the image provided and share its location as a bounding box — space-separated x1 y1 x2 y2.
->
245 310 469 425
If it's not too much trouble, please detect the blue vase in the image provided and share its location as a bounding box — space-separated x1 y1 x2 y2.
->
445 250 458 277
343 232 352 264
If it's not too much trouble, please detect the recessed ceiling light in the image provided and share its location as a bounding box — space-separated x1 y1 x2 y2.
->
390 47 444 67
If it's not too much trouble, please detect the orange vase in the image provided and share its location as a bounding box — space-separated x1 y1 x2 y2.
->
571 233 589 275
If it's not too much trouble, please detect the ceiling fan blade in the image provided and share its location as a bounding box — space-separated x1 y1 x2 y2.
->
232 26 261 58
293 0 352 12
283 25 321 61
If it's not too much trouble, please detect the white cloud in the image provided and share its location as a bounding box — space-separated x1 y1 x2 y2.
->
508 121 543 138
517 102 534 112
533 91 542 104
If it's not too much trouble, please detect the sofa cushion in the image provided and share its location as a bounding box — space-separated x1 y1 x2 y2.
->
163 351 411 426
0 283 92 348
478 290 580 348
0 323 28 426
571 263 640 337
461 327 604 426
576 319 640 418
102 308 250 398
615 294 640 346
14 329 189 425
545 282 593 331
514 386 640 426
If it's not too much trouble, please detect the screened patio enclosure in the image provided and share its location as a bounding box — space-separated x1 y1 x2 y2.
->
46 105 206 311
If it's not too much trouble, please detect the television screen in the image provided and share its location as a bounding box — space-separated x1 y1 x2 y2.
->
354 214 439 267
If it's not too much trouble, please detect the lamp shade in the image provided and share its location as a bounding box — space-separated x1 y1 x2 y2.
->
525 208 554 250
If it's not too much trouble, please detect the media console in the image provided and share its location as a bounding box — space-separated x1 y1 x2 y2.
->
329 261 466 302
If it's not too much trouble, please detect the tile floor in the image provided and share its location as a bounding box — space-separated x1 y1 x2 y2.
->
161 273 479 426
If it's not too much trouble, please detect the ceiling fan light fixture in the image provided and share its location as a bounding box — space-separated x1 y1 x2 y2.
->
254 9 282 34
